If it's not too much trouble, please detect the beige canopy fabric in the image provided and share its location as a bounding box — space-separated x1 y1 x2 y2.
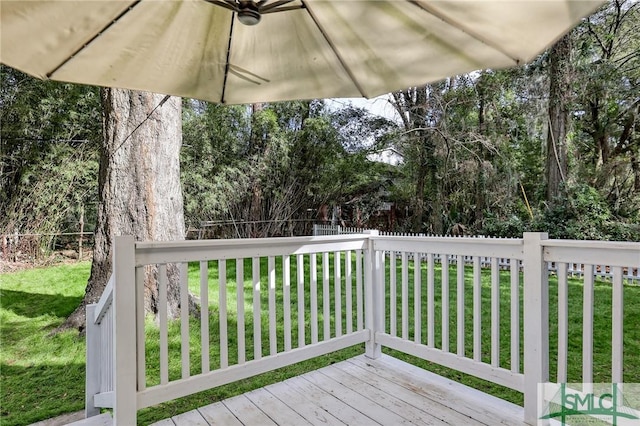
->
0 0 604 104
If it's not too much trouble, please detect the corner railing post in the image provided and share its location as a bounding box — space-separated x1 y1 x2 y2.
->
85 303 100 418
523 232 549 424
364 230 382 359
113 235 137 425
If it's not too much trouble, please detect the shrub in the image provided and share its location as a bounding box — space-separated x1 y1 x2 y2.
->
533 184 639 241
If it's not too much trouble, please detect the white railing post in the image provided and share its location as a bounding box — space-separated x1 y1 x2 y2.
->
364 230 382 359
85 303 100 418
523 232 549 424
113 235 137 425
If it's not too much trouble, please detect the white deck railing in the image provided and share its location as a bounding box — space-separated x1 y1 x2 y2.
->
86 232 640 425
371 235 526 392
85 275 115 417
316 225 640 283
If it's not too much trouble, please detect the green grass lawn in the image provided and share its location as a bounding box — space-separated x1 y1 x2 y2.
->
0 260 363 426
2 257 639 425
1 263 89 426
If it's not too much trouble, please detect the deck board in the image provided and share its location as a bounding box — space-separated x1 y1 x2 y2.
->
197 401 243 426
223 394 278 425
171 409 208 426
342 358 488 425
303 369 415 425
66 413 113 426
263 380 346 426
244 388 313 426
320 363 463 425
348 356 525 425
143 353 526 426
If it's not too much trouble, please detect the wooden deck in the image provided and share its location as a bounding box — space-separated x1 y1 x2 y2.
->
145 354 526 426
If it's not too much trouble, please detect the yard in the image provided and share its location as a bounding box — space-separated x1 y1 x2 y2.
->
1 252 639 425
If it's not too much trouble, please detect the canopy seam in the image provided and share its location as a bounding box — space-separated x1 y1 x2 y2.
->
301 0 368 98
46 1 143 79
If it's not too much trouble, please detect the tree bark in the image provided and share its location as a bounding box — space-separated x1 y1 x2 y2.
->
59 89 186 332
545 34 572 203
632 152 640 193
391 87 441 233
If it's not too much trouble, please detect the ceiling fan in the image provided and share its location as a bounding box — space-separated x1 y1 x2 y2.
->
205 0 305 26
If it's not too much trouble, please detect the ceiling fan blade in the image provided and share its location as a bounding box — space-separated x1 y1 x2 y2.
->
259 0 297 12
203 0 238 12
261 4 305 14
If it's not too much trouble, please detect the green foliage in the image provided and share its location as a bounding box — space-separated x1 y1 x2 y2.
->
181 100 394 235
1 66 100 252
481 213 528 238
384 2 638 239
388 71 543 234
570 0 640 217
2 144 98 238
533 184 640 240
181 101 251 227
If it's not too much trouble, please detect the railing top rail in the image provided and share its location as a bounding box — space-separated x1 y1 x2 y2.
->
371 234 523 244
543 239 639 267
127 233 639 268
543 239 640 250
94 274 114 325
372 234 524 259
133 234 369 265
136 234 368 250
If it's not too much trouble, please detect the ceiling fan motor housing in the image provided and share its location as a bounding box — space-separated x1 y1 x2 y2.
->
238 0 261 25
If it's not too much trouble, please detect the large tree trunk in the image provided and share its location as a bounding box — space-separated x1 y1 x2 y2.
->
545 34 572 203
392 87 441 233
59 89 186 332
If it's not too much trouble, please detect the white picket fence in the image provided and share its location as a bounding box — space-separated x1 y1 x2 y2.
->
86 233 640 424
312 224 372 236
